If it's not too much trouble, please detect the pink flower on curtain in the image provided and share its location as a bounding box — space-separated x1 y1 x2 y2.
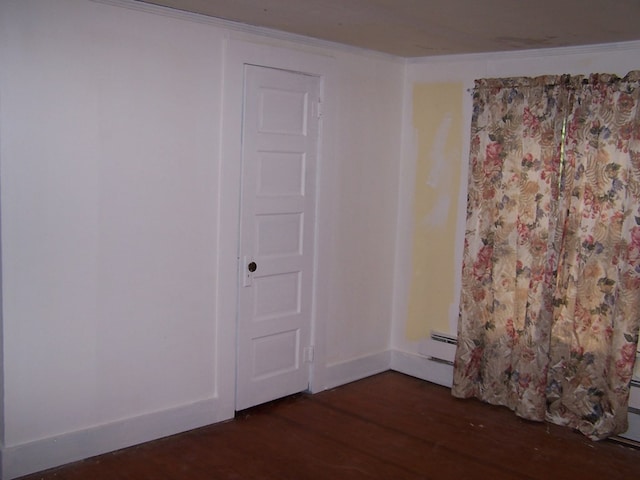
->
472 244 494 282
631 226 640 249
517 219 529 241
629 226 640 266
617 92 635 111
483 142 504 179
617 343 638 381
522 107 540 137
582 187 600 219
464 346 484 378
518 373 531 389
621 343 637 364
505 318 518 341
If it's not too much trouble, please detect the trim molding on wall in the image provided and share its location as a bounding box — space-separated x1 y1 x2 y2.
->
1 397 229 480
322 351 391 391
405 39 640 64
390 349 453 388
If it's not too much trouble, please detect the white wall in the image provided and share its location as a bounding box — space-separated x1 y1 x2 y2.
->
320 49 403 371
0 1 228 476
391 40 640 398
0 1 404 477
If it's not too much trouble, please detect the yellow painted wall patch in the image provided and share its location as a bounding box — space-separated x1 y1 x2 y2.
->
406 83 463 340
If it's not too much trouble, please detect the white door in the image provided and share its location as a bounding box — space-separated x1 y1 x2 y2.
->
236 65 320 411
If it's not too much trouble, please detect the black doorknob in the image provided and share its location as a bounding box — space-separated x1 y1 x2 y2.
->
248 261 257 273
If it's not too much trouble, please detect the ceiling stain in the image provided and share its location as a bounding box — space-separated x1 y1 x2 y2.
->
493 36 560 49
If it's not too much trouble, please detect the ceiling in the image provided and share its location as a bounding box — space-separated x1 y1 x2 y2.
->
137 0 640 57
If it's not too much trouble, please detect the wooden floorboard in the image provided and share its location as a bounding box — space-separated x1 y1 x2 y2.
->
18 371 640 479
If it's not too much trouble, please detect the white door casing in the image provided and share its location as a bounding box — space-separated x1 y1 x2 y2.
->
236 65 320 411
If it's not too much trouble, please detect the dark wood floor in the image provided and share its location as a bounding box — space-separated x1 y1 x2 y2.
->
19 371 640 479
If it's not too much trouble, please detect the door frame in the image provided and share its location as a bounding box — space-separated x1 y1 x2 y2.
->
218 39 334 414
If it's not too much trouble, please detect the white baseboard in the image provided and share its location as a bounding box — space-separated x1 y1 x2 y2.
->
322 350 391 391
2 397 233 480
390 349 453 388
629 382 640 410
321 349 454 391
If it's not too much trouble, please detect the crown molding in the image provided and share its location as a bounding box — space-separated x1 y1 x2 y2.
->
406 40 640 64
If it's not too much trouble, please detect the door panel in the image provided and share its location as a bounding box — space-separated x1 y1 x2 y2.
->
236 65 320 410
257 151 306 196
255 213 303 257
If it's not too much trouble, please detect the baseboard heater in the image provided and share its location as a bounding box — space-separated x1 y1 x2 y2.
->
423 332 458 365
428 334 640 385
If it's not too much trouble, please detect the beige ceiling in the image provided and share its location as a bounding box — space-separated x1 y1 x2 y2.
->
137 0 640 57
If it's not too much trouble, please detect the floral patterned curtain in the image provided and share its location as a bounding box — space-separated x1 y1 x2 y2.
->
452 72 640 440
